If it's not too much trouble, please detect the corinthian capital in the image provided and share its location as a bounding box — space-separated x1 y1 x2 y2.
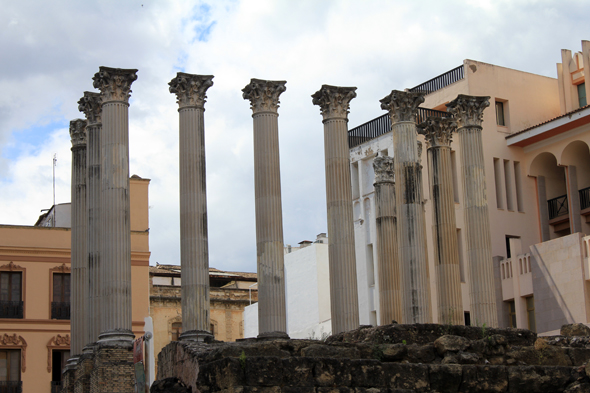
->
373 155 394 184
312 85 357 121
242 78 286 114
379 90 425 123
446 94 490 128
78 92 102 125
70 119 87 147
92 67 138 103
418 117 457 148
169 73 214 109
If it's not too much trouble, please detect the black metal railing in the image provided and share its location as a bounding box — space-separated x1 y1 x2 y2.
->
50 381 61 393
548 194 568 220
580 186 590 211
0 301 23 319
0 381 22 393
348 108 449 148
409 65 465 95
51 302 70 320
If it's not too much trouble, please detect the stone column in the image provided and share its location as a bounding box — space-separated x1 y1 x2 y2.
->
242 79 288 337
566 165 582 233
446 94 498 327
92 67 138 343
312 85 359 334
536 176 551 241
418 117 463 325
69 119 88 358
169 73 214 341
380 90 431 323
78 91 102 347
372 155 402 325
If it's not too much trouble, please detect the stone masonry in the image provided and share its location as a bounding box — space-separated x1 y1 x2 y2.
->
156 323 590 393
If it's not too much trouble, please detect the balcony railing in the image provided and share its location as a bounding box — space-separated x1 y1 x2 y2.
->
51 302 70 320
580 186 590 211
409 65 465 95
0 301 23 319
0 381 22 393
348 108 449 148
548 194 568 220
51 381 62 393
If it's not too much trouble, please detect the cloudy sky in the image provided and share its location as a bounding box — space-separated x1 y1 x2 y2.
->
0 0 588 273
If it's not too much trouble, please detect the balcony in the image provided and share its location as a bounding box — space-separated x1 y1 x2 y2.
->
0 382 22 393
51 302 70 320
409 65 465 95
0 301 23 319
348 107 449 148
548 194 568 220
51 381 61 393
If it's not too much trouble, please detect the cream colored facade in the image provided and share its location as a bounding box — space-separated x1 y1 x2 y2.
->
350 41 590 334
149 264 257 369
0 176 150 392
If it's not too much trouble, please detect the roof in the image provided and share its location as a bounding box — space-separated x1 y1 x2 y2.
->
506 105 590 147
149 263 257 280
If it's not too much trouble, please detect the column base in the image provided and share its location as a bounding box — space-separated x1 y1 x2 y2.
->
179 330 213 343
82 342 97 355
90 341 135 393
65 356 80 371
97 329 135 345
74 350 94 393
257 331 290 340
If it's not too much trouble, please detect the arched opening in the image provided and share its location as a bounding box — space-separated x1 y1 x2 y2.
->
530 152 569 240
561 141 590 234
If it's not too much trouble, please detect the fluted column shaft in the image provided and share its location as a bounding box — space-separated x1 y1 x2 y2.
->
70 119 87 356
243 79 287 334
79 91 102 346
170 73 214 339
312 85 359 334
447 94 498 327
373 156 402 325
93 67 138 342
419 118 463 325
380 90 431 323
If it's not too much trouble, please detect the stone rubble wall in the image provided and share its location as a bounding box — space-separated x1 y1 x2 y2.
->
155 323 590 393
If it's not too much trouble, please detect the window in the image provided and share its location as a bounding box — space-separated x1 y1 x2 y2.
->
578 83 587 107
495 101 505 126
171 322 182 341
508 301 516 328
52 350 69 387
0 349 20 383
0 273 22 319
493 158 504 209
526 296 536 332
464 312 470 326
504 160 514 211
210 323 216 338
514 162 524 212
52 273 70 320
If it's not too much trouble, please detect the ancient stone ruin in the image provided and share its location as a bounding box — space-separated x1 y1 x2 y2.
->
154 323 590 393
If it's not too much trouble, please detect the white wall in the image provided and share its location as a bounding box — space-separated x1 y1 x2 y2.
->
243 302 258 338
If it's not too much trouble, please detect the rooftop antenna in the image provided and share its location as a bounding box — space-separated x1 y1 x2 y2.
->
53 153 57 227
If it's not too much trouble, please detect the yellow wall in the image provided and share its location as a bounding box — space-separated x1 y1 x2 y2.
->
0 177 150 393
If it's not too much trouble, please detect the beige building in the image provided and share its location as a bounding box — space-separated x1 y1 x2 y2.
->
149 264 257 367
349 41 590 334
0 176 151 392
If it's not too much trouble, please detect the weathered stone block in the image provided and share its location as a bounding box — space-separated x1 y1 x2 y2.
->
407 344 435 364
459 365 508 393
428 364 462 393
349 359 384 387
380 344 407 362
434 335 470 355
150 377 191 393
567 348 590 366
302 344 360 359
207 358 245 390
382 363 429 392
314 359 352 387
316 388 354 393
565 382 590 393
282 357 315 387
281 387 316 393
354 388 388 393
507 366 573 393
562 324 590 337
245 357 284 387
